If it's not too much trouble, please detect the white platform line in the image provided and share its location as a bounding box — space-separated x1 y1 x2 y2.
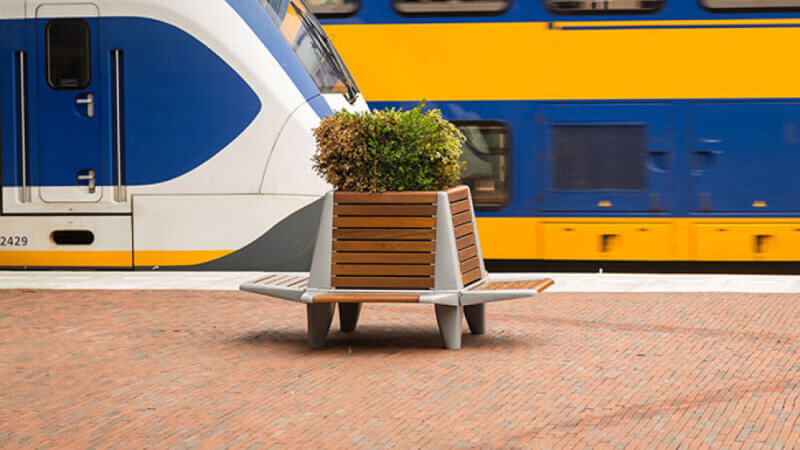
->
1 271 800 293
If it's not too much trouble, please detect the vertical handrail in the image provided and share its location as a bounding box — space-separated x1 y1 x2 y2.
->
112 49 126 202
16 51 30 203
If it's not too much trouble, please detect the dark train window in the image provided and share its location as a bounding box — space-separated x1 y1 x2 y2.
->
456 122 511 209
702 0 800 9
394 0 509 15
308 0 359 16
46 19 91 90
551 125 646 190
546 0 662 13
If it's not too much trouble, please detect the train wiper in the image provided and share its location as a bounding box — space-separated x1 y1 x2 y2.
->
295 3 358 103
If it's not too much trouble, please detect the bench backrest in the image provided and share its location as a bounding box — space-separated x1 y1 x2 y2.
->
447 186 484 287
307 186 487 291
330 191 438 289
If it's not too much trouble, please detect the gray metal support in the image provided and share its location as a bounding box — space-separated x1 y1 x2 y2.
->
435 304 462 350
338 303 361 332
434 192 462 291
463 304 486 335
308 192 334 289
307 303 335 348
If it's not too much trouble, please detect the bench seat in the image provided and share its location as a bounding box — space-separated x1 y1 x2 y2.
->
241 272 553 306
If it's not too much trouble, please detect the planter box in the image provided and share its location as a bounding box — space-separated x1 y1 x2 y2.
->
242 186 552 349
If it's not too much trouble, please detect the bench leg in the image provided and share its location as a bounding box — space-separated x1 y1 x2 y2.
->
464 304 486 335
435 304 462 350
339 302 361 332
307 303 335 348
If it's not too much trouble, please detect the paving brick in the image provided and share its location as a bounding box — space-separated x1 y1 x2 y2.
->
0 290 799 447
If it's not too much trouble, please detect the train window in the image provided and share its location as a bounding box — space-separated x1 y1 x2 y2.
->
308 0 358 16
551 125 646 190
456 122 511 209
394 0 509 15
702 0 800 9
546 0 662 13
260 0 359 98
45 19 91 90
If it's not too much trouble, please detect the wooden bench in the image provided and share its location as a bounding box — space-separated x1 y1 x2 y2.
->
241 186 552 349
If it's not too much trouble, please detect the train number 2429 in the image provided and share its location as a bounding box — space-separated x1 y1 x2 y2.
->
0 236 28 247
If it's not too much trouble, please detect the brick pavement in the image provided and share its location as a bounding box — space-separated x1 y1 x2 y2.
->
0 289 798 447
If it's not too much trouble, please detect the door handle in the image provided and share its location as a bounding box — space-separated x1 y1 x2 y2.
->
600 234 618 253
754 235 773 254
75 93 95 118
647 150 668 172
692 149 722 173
694 149 723 155
77 169 96 193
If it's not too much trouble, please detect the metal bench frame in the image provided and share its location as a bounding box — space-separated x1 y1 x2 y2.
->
241 187 552 349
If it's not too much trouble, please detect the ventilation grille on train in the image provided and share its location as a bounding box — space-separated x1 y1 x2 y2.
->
551 125 646 191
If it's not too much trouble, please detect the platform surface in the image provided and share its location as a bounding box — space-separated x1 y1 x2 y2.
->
1 289 798 447
2 271 800 292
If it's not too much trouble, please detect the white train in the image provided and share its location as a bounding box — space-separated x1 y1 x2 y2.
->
0 0 367 269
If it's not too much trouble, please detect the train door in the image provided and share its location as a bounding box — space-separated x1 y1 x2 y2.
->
534 104 676 261
35 4 103 203
690 103 800 213
537 104 674 213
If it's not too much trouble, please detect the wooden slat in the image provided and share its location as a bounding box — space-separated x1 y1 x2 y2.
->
332 264 434 276
459 257 481 275
333 228 435 240
461 267 483 286
332 252 435 264
452 210 473 227
535 279 555 292
312 294 420 304
469 278 554 292
269 274 293 286
334 240 436 252
466 279 489 291
447 186 469 203
454 222 474 238
331 276 434 289
333 216 435 229
457 245 479 262
334 204 436 217
253 273 280 284
456 234 477 251
334 191 437 204
450 199 471 215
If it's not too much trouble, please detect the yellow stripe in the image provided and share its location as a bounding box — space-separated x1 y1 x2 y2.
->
5 217 799 265
554 18 800 27
0 251 132 267
477 217 800 262
0 250 234 267
133 250 234 267
323 20 800 101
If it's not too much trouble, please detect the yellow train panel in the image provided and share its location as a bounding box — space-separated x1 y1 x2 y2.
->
693 223 800 261
475 218 800 261
0 251 132 267
324 20 800 101
475 217 537 259
539 222 674 260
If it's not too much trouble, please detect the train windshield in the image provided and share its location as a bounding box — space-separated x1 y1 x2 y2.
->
259 0 358 102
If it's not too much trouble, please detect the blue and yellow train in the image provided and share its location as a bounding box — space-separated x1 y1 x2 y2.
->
312 0 800 264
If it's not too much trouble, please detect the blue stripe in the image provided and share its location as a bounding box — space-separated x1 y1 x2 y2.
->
308 95 334 118
372 99 800 219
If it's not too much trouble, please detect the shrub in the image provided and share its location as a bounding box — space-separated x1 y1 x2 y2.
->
312 104 466 192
